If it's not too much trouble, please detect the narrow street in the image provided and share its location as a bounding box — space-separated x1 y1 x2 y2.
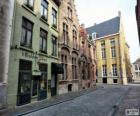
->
22 85 130 116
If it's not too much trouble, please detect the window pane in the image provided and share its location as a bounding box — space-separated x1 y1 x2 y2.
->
43 39 46 51
40 37 42 50
29 0 34 6
21 28 26 45
41 6 44 16
27 31 32 46
20 73 31 93
44 9 47 18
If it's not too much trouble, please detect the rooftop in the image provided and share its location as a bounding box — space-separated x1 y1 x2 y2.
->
86 16 120 39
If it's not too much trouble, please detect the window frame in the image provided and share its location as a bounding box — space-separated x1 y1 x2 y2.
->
52 36 57 56
52 8 57 28
39 29 48 53
41 0 48 20
21 17 33 48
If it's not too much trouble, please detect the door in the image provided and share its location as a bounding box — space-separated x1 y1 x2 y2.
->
103 78 107 83
32 76 47 101
51 74 57 96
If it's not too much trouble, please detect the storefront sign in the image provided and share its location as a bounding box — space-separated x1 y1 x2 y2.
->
22 51 38 59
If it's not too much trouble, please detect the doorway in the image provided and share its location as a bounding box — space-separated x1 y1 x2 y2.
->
51 74 57 96
68 84 72 92
102 78 107 83
32 76 47 101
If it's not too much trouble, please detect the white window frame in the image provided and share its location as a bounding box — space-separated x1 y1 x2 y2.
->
102 65 107 77
112 64 118 77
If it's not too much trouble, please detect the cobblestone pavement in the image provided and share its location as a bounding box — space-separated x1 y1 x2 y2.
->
23 85 129 116
115 84 140 116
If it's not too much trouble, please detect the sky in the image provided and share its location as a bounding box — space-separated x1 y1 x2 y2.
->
75 0 140 63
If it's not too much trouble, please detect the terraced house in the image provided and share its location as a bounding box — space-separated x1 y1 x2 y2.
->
7 0 62 107
58 0 80 94
79 24 96 89
86 12 131 85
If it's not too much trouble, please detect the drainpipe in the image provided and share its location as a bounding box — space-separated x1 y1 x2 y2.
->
0 0 15 108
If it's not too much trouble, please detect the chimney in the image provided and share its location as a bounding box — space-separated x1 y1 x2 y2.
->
118 11 121 17
94 23 96 26
81 24 85 28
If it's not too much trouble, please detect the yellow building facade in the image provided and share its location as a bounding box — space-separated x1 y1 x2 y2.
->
87 14 130 84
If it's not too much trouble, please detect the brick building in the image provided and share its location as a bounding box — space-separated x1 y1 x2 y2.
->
136 0 140 44
58 0 80 94
79 24 96 89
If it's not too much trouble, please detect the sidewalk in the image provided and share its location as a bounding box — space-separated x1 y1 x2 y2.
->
0 86 102 116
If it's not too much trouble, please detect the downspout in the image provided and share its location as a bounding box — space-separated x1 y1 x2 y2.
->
0 0 15 108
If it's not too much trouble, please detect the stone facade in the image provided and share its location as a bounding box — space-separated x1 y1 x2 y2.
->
58 0 80 94
132 58 140 81
79 24 96 89
7 0 61 107
86 13 130 85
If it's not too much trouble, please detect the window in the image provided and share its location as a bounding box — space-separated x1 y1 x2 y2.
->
113 79 118 83
52 8 57 28
72 57 77 79
112 64 117 76
110 39 115 46
61 55 67 80
52 36 57 56
135 65 138 70
101 41 106 59
21 17 33 48
111 47 116 58
63 23 68 45
92 32 97 39
24 0 34 10
40 29 47 53
68 7 72 19
73 29 77 49
101 47 106 59
41 0 48 20
102 65 107 76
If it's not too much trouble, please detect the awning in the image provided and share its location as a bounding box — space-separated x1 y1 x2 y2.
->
51 63 64 74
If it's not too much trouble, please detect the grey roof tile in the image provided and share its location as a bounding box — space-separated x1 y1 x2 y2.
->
86 16 120 38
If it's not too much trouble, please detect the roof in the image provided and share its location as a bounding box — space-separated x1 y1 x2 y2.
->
133 58 140 64
86 16 120 39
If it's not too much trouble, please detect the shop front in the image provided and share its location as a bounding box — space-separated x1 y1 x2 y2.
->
17 60 48 106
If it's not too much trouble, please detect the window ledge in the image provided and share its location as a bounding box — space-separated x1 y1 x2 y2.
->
40 17 49 26
51 26 59 32
39 52 48 57
22 5 36 17
20 46 33 52
49 55 59 59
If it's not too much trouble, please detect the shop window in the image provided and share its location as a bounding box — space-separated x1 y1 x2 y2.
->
17 60 32 106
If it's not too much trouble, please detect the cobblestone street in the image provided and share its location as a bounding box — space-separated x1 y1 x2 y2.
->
115 84 140 116
23 85 129 116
